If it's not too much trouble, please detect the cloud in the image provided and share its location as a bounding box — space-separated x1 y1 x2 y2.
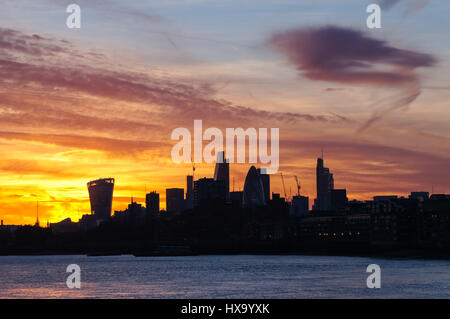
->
268 26 434 86
279 138 450 194
0 28 67 56
325 88 346 92
268 25 435 130
41 0 167 23
375 0 402 10
0 131 165 154
405 0 430 15
374 0 430 15
0 158 81 178
0 27 345 142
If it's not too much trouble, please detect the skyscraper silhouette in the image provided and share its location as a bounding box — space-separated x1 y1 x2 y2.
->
243 166 265 208
87 178 115 220
166 188 185 213
214 151 230 200
313 158 334 211
146 191 160 216
186 175 194 209
257 168 270 203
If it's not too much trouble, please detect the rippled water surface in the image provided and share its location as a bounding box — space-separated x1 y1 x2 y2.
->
0 255 448 298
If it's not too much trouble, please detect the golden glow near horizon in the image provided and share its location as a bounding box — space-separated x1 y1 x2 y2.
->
0 132 445 225
0 2 449 225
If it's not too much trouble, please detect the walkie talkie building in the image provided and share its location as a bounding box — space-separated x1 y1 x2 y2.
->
87 178 115 220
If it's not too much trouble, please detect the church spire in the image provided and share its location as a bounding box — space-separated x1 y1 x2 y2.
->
34 200 40 227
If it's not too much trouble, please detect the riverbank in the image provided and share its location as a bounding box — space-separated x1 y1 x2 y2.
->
1 246 449 260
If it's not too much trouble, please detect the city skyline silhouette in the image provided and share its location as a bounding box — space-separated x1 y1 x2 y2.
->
0 1 448 228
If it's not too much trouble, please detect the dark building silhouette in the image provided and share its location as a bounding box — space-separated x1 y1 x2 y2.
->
243 166 265 208
409 192 429 200
49 218 79 233
272 193 282 201
87 178 115 220
194 177 227 206
166 188 185 213
330 189 348 211
366 195 421 245
269 193 287 207
214 151 230 200
300 213 371 244
113 197 146 224
430 194 450 200
373 195 398 201
127 198 146 223
5 152 450 257
79 214 98 231
313 158 334 211
230 191 243 207
423 195 450 247
146 191 160 215
257 168 270 202
291 195 309 216
186 175 194 209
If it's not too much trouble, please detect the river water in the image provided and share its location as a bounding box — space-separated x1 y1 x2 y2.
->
0 254 448 298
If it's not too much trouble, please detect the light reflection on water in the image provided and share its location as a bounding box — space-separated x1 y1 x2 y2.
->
0 255 448 298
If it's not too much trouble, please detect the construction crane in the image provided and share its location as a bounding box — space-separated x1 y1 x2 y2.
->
191 154 196 181
294 175 301 196
280 172 287 199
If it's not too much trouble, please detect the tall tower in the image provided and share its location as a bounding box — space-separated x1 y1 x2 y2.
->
313 158 334 211
34 201 40 227
186 175 194 209
166 188 185 213
87 178 115 220
214 151 230 200
146 191 160 216
243 166 265 208
257 168 270 203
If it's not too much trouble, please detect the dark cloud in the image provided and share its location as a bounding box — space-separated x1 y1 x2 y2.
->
268 26 434 86
268 25 435 130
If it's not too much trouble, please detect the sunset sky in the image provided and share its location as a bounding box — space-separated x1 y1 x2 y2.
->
0 0 449 225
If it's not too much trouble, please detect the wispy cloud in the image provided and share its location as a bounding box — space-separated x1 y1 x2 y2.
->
0 131 165 154
268 25 436 130
374 0 430 15
0 27 344 143
279 138 450 194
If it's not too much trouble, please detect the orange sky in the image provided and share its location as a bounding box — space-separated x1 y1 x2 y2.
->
0 2 449 225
